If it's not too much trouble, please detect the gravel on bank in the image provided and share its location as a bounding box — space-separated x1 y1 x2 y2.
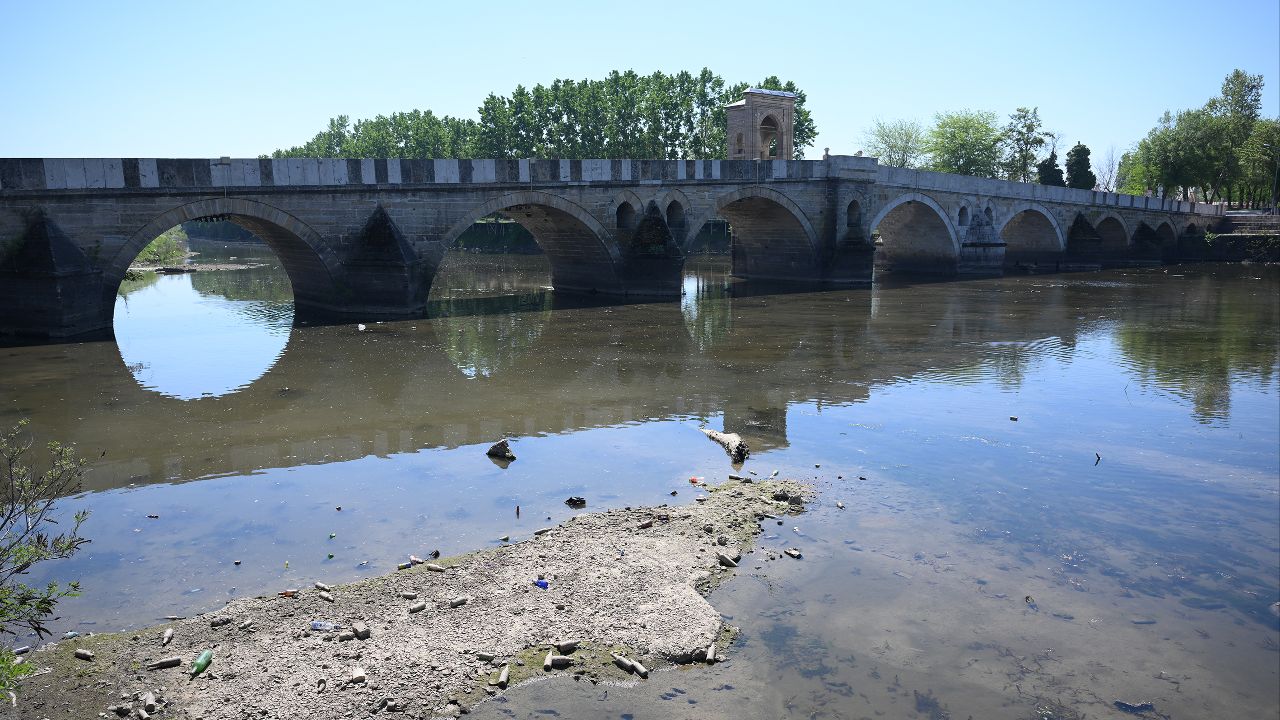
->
14 478 807 720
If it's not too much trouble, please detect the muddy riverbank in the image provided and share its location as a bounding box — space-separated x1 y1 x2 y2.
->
13 478 806 720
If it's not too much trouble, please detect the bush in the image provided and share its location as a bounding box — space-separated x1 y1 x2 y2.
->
134 226 188 266
0 421 91 694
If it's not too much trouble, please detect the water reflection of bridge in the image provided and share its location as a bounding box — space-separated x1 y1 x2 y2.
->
7 265 1269 491
3 267 1273 494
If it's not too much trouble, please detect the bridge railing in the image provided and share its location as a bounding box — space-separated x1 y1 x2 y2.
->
1 156 1220 216
877 165 1222 216
0 157 878 192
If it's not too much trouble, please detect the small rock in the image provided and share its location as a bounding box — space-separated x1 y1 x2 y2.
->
716 553 738 568
348 666 367 684
784 548 803 559
74 648 94 661
486 439 516 461
353 622 371 640
210 617 231 628
564 496 586 508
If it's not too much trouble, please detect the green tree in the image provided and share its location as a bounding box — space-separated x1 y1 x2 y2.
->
1065 142 1097 189
0 421 91 694
1239 118 1280 208
1036 150 1065 186
926 110 1004 177
1001 107 1049 182
270 68 817 161
863 118 927 168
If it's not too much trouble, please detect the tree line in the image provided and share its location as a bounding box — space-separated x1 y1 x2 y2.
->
271 69 816 161
1117 70 1277 206
863 69 1277 207
864 108 1099 190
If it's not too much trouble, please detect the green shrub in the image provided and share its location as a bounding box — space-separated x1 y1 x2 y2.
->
0 421 90 695
134 226 188 266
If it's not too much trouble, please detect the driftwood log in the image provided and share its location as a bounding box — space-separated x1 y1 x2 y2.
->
700 428 750 463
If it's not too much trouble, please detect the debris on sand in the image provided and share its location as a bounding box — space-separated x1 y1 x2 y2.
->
18 477 805 719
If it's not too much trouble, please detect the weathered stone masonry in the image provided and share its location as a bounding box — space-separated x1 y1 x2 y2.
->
0 156 1220 338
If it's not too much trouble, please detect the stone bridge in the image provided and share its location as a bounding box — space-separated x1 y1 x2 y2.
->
0 156 1221 337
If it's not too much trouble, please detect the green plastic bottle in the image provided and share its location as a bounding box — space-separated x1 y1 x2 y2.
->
189 649 213 677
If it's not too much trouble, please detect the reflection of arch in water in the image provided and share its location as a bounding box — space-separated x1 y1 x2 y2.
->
114 270 294 400
428 291 554 379
680 259 735 351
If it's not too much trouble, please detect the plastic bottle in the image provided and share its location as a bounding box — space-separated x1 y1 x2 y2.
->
189 649 213 677
310 621 341 631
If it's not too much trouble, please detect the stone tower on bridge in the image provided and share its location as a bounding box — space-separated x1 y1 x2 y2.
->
725 88 796 160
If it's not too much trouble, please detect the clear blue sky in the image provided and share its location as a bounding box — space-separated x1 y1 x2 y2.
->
2 0 1277 162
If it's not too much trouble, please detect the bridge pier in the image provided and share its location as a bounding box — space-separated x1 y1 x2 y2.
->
0 212 107 338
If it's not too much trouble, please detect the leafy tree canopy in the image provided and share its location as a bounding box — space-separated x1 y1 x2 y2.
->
272 69 816 160
926 110 1004 178
1036 150 1065 186
863 118 927 168
1065 142 1097 189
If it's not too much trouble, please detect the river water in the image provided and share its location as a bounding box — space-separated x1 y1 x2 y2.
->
1 245 1276 719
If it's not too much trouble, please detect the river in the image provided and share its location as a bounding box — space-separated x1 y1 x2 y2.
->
1 244 1276 719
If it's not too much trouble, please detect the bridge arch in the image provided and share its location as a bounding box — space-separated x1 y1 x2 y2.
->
657 188 693 241
611 189 646 227
1095 213 1130 251
685 186 820 281
998 202 1064 267
868 192 959 274
442 190 623 293
108 196 342 321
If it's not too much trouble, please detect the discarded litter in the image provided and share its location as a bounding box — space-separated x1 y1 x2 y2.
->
534 579 549 590
146 656 181 670
310 621 342 631
1113 700 1156 714
74 648 94 661
162 628 173 646
189 649 213 678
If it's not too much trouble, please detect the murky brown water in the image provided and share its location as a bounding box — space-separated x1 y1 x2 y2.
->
2 248 1276 719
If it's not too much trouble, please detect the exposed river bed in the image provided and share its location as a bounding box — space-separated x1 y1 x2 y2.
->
1 246 1276 719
